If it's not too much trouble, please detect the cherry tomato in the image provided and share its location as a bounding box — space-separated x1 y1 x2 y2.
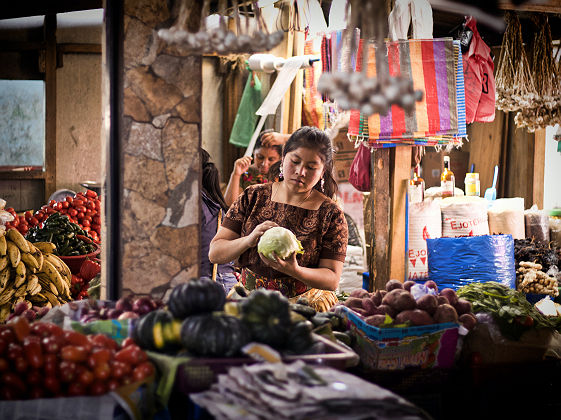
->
31 321 63 338
43 354 58 376
0 387 19 400
29 216 39 225
121 337 137 348
42 335 64 354
66 196 74 203
82 219 91 227
48 200 56 206
2 372 26 394
89 381 107 396
83 226 90 232
107 379 120 391
73 200 84 207
132 361 155 382
7 342 23 360
63 330 91 347
23 335 44 368
44 376 60 395
94 362 111 380
86 189 98 198
24 211 32 221
27 369 43 386
59 360 77 382
11 217 19 227
77 366 95 386
14 356 28 373
0 358 8 372
68 208 78 217
29 387 45 399
67 382 87 396
61 345 88 362
0 328 16 343
111 360 131 379
7 315 30 341
46 207 56 214
88 334 118 351
60 208 68 214
115 345 146 365
61 201 69 209
88 348 111 368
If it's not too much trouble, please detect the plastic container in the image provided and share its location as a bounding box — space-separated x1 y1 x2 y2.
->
174 334 359 393
337 306 459 370
550 209 561 248
464 173 480 196
58 243 101 274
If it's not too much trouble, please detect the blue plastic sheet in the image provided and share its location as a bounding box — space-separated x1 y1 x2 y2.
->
426 234 515 290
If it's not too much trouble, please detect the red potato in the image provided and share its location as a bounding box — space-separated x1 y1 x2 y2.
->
362 298 377 315
416 294 438 315
382 289 416 313
454 299 472 316
439 288 458 306
437 296 450 306
396 309 434 326
403 281 416 292
424 280 438 292
344 297 364 311
385 279 403 291
371 290 383 306
377 304 397 318
459 313 477 330
434 304 459 324
365 314 387 327
350 289 369 299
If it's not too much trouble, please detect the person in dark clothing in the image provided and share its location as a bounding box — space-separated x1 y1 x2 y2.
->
201 149 237 294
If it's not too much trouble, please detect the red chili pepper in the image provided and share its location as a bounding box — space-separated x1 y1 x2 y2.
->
79 259 101 281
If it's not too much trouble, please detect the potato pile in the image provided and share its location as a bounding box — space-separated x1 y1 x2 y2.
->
343 280 477 331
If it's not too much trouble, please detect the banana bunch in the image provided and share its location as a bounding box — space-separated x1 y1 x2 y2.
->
0 229 73 322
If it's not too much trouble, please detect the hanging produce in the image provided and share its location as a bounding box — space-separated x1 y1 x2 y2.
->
494 12 535 113
317 0 423 117
157 0 283 55
514 14 561 132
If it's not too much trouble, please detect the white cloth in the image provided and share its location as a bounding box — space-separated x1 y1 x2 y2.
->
388 0 433 40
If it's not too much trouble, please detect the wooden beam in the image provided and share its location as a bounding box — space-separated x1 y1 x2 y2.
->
0 0 102 19
499 0 561 13
533 128 546 208
389 146 411 283
58 43 102 54
44 14 57 201
0 42 43 52
287 31 305 133
368 148 391 291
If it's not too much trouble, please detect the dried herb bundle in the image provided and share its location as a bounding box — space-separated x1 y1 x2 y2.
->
514 238 560 272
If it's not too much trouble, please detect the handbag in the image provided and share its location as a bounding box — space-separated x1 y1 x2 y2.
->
348 142 371 192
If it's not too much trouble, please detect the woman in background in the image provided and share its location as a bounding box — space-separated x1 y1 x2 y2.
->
201 149 237 294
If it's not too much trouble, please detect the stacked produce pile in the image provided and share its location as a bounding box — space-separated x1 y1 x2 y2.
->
73 295 164 324
4 190 101 244
0 315 154 400
341 280 477 331
517 261 558 296
457 281 561 340
0 229 73 322
71 259 101 300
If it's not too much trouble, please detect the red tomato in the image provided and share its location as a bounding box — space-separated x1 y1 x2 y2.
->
63 330 90 347
31 322 63 338
0 327 16 343
25 211 32 221
89 381 107 396
66 196 74 203
61 345 88 363
77 366 95 386
86 189 97 198
82 220 91 227
88 347 111 368
0 358 8 372
42 335 64 354
44 376 60 394
7 342 23 360
58 360 77 382
67 382 87 396
73 200 84 207
0 387 19 400
107 379 120 391
46 207 56 214
60 208 68 214
68 208 78 217
7 315 30 341
11 217 19 227
23 335 43 368
5 207 14 213
43 354 58 376
1 373 26 394
48 200 55 206
29 387 45 399
61 201 69 209
29 216 39 226
115 345 147 365
94 362 111 380
83 226 90 232
14 356 28 373
121 337 137 348
132 361 155 382
27 369 43 386
111 360 131 378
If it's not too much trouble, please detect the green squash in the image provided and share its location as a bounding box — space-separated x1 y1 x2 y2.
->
240 289 291 348
286 320 315 354
180 313 249 357
168 278 226 319
133 309 181 352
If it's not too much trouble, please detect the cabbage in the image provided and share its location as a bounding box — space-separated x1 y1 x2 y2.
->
257 227 304 261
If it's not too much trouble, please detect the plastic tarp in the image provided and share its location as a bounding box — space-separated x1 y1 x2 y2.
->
426 234 516 290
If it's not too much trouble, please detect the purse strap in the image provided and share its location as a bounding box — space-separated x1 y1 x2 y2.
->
211 209 222 282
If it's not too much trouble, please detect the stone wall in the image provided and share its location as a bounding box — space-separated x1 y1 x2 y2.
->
121 0 201 296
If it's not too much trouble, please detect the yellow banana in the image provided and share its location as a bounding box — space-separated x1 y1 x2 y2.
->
14 261 26 287
0 236 6 256
29 293 47 305
44 254 70 277
6 242 21 267
15 284 27 298
37 273 59 295
0 304 10 323
26 274 39 292
42 290 60 307
0 288 15 305
0 255 7 272
21 253 39 272
0 267 10 289
41 260 65 295
0 229 5 237
33 242 56 255
7 229 30 253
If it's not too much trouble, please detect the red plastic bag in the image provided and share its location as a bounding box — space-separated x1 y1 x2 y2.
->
348 143 371 192
462 17 495 123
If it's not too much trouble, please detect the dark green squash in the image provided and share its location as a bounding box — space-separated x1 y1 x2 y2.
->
286 320 314 354
240 289 291 348
168 278 226 319
133 309 181 352
180 313 249 357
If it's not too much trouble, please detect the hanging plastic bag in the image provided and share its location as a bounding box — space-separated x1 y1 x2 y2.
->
348 142 371 192
229 70 263 147
427 234 516 290
462 17 495 124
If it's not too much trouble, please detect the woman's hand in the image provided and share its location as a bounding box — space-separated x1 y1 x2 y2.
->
261 132 289 147
244 221 278 248
258 251 299 277
233 156 253 177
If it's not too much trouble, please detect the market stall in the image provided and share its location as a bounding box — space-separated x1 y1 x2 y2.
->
1 0 561 419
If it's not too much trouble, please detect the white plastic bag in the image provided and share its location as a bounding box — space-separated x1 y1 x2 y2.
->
440 196 489 237
488 197 525 239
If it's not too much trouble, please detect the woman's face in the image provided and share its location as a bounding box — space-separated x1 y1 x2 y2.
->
253 147 281 175
282 147 325 193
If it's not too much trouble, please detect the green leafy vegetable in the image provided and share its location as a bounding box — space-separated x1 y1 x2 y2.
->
257 226 303 261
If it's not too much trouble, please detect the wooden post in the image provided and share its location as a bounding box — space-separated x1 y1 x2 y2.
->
287 31 305 133
44 15 57 200
368 148 391 291
389 146 412 282
533 128 545 208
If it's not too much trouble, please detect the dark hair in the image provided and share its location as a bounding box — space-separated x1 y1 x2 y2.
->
255 131 282 158
201 149 228 211
268 160 281 182
282 126 338 198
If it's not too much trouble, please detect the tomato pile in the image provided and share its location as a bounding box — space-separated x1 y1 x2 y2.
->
0 316 154 400
4 190 101 244
71 259 102 300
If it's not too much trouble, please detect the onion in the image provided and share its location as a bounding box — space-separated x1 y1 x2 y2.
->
115 297 133 312
107 309 123 319
118 311 139 320
133 297 155 315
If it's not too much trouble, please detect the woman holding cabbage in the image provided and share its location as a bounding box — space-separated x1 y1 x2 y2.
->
209 126 348 311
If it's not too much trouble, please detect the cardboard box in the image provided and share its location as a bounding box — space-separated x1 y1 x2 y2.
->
333 151 356 183
333 131 357 154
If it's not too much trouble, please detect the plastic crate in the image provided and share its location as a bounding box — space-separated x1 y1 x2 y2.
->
174 334 359 394
337 306 459 370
